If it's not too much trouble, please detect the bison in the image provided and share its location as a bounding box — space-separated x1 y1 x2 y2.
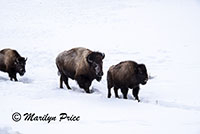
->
107 60 148 102
0 48 27 81
56 47 105 93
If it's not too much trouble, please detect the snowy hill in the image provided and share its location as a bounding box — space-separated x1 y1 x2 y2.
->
0 0 200 133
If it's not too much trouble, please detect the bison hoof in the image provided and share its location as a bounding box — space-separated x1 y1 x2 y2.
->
67 87 72 90
108 94 111 98
85 90 90 94
10 78 18 81
115 96 119 98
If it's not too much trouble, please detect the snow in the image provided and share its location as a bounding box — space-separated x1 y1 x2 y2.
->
0 0 200 133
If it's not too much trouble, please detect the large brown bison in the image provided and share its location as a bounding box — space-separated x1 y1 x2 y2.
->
0 48 27 81
56 47 105 93
107 60 148 102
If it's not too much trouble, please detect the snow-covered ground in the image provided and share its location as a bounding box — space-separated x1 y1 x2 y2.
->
0 0 200 133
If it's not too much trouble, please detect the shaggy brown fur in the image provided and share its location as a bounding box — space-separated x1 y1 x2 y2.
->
56 47 105 93
107 61 148 102
0 48 27 81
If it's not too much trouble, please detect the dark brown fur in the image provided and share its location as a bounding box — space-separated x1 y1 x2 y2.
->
107 61 148 102
56 47 105 93
0 48 27 81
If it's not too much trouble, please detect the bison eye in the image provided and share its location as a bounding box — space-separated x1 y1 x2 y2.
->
91 62 97 67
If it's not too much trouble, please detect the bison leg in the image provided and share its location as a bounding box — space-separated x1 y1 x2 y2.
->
14 77 18 81
60 74 71 89
9 73 18 81
107 71 113 98
114 87 119 98
82 80 91 93
84 87 90 93
76 76 91 93
132 87 140 102
107 83 113 98
63 75 71 89
121 88 128 99
60 75 64 88
107 87 111 98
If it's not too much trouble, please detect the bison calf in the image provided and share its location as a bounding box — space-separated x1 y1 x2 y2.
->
56 47 105 93
107 61 148 102
0 48 27 81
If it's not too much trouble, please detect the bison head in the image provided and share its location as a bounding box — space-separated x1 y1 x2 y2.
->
14 57 27 76
136 64 148 85
87 52 105 81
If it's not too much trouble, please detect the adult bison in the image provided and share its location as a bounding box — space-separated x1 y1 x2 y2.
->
0 48 27 81
56 47 105 93
107 60 148 102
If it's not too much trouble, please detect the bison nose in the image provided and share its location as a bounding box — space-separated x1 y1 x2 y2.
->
20 69 26 74
98 72 104 76
20 68 25 72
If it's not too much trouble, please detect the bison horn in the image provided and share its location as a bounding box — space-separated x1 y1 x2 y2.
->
14 58 19 65
15 58 19 63
87 54 93 63
25 57 28 61
101 53 105 59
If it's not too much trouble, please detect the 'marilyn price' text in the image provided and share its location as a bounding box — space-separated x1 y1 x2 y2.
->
23 113 80 123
